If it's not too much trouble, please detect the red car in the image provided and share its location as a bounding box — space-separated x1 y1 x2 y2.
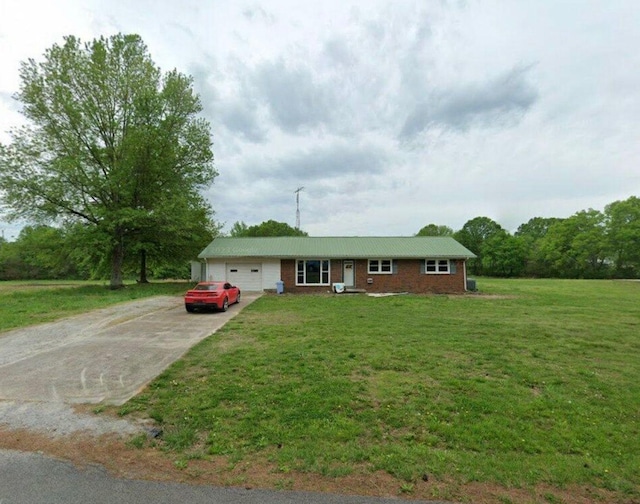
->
184 281 241 313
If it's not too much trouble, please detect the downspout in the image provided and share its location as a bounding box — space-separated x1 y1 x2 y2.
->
200 258 207 282
463 259 468 292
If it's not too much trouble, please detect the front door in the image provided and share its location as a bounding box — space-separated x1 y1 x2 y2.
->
343 260 355 287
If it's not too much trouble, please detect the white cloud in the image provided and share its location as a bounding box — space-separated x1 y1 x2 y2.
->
1 0 639 239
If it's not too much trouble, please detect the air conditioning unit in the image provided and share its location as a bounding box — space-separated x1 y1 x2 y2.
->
466 278 477 291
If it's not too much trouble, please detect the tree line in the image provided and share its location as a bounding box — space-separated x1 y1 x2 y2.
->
0 222 216 281
0 219 300 281
419 196 640 279
2 196 637 281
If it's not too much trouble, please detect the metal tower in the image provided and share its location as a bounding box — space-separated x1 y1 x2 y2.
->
295 187 304 229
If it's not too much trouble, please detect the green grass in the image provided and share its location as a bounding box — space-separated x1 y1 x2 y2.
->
120 279 640 499
0 280 191 333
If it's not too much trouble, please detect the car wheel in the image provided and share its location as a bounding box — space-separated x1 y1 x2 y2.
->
221 298 229 312
185 304 195 313
236 291 241 304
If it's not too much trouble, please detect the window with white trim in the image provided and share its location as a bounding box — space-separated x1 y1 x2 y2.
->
426 259 450 274
296 259 330 285
368 259 392 274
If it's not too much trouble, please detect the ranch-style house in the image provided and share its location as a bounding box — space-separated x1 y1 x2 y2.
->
194 236 476 294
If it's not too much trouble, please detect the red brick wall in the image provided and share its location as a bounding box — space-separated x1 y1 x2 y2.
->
280 259 466 294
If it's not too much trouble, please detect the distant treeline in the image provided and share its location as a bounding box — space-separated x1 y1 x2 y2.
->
0 225 195 281
420 196 639 279
1 196 638 281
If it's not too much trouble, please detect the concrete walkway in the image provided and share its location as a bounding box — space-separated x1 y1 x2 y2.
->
0 293 261 405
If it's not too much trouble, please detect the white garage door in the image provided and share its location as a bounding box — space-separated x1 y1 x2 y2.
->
227 263 262 291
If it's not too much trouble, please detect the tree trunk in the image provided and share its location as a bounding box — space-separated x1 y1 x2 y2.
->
138 249 149 284
109 234 125 289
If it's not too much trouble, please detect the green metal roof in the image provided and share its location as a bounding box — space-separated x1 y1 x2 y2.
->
198 236 476 259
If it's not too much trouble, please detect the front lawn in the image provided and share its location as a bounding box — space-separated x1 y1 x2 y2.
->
121 279 639 502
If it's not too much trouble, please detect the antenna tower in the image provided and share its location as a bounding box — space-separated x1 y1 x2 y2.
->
294 187 304 229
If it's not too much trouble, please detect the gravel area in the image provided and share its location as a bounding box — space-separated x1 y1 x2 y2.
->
0 400 145 438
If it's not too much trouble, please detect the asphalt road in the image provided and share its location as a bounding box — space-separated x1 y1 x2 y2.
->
0 293 261 405
0 449 448 504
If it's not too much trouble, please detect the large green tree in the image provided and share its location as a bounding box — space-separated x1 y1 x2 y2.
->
515 216 564 276
515 217 564 242
0 34 216 288
454 216 504 275
124 197 220 282
482 231 528 277
229 221 250 237
416 223 454 237
536 209 609 278
605 196 640 277
230 219 308 237
0 225 84 280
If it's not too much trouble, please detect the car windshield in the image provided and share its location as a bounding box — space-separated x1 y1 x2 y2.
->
194 284 221 291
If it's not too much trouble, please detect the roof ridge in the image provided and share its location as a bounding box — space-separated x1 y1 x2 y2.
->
200 236 475 259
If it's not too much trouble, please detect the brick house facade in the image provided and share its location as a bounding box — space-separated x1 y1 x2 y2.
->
280 258 467 294
198 237 475 294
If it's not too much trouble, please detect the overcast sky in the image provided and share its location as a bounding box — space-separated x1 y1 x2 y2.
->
1 1 639 239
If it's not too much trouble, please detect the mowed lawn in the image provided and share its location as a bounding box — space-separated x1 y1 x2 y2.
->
120 279 639 502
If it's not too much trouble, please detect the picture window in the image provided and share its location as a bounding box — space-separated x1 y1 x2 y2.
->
296 260 330 285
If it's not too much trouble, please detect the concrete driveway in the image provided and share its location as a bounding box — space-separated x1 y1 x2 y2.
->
0 293 261 405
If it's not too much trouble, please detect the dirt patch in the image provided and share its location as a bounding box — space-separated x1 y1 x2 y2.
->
0 423 626 504
458 293 518 300
213 335 260 355
0 283 90 293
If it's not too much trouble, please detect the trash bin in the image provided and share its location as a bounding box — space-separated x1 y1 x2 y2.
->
276 280 284 294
